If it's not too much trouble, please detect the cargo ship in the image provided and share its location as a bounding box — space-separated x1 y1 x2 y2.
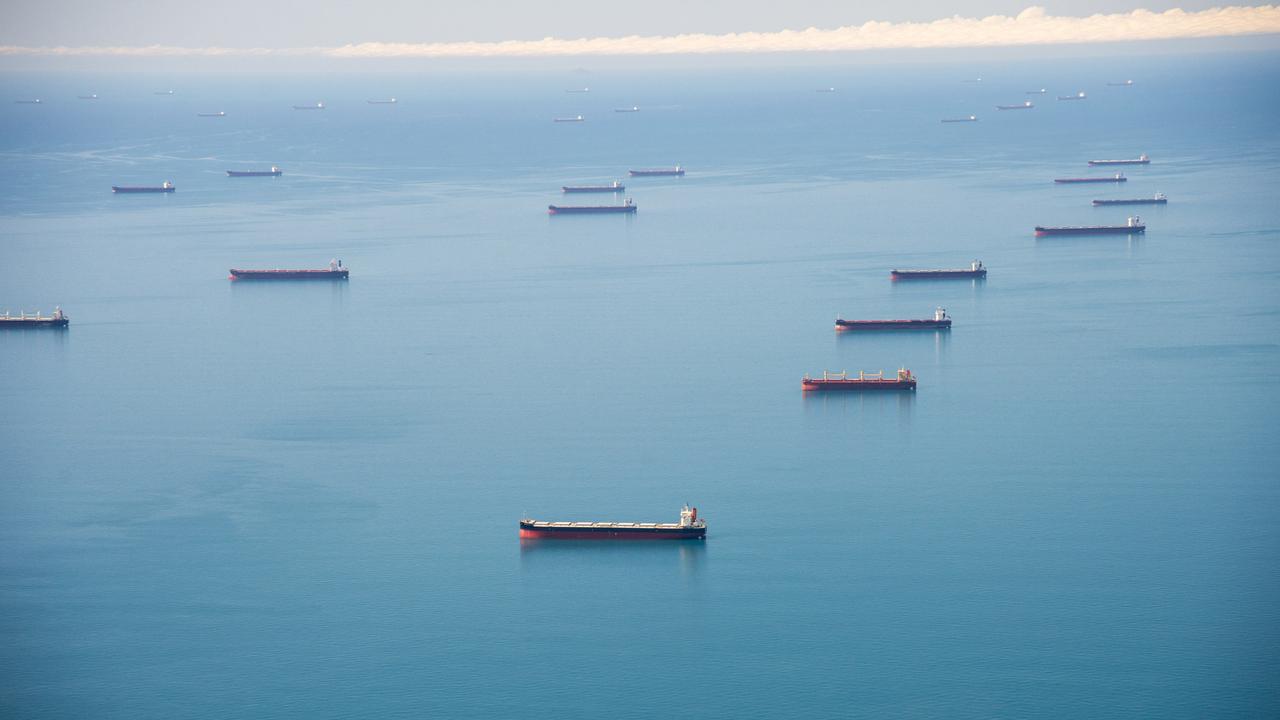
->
566 88 590 93
629 166 684 176
1058 92 1087 100
78 94 98 100
802 368 917 392
836 308 951 332
548 199 636 215
155 90 174 96
1088 154 1149 166
293 102 324 110
1055 173 1126 184
554 115 584 123
0 307 68 328
1107 80 1135 86
816 87 836 93
942 115 978 123
197 111 226 117
1025 88 1047 94
367 98 397 104
891 260 986 280
112 181 174 193
615 106 640 112
230 259 348 280
14 99 41 104
562 182 624 193
1093 193 1166 206
520 505 706 540
1035 216 1145 236
997 101 1034 110
227 167 282 177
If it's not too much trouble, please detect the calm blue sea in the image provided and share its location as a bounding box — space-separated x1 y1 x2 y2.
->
2 50 1278 719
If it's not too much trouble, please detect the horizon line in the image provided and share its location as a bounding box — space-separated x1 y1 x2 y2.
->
2 6 1279 59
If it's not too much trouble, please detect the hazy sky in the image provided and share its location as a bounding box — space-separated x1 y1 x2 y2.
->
2 1 1273 47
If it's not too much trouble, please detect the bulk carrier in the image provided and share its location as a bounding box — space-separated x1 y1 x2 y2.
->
0 307 68 328
1055 174 1126 184
520 505 706 540
1093 194 1166 206
891 260 986 280
997 101 1034 110
548 199 636 215
227 167 283 177
1089 154 1149 166
836 308 951 332
229 259 349 280
629 166 684 176
802 369 917 392
562 182 624 193
112 181 174 193
1036 216 1145 236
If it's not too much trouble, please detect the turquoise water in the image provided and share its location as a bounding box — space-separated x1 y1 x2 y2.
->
2 51 1279 718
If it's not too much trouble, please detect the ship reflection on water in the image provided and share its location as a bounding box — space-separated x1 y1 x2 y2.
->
519 535 706 576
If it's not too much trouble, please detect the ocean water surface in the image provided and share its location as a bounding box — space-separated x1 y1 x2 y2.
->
2 51 1279 718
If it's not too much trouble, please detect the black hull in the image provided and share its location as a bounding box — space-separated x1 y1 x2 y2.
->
1092 199 1166 206
0 319 68 328
230 270 349 279
891 270 986 279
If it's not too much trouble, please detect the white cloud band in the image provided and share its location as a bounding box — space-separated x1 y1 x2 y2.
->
3 5 1278 58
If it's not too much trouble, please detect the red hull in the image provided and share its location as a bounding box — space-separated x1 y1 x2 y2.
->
802 379 916 391
519 528 700 540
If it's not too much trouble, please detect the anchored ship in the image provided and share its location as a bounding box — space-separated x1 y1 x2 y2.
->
1025 88 1047 94
1055 173 1126 184
520 505 706 540
227 167 283 177
562 182 624 193
112 181 174 193
1036 216 1145 236
891 260 986 280
615 106 640 112
629 166 684 177
78 94 99 100
816 87 836 93
14 99 42 104
1058 92 1087 100
566 88 590 93
1093 193 1166 206
155 90 174 96
997 101 1034 110
367 98 397 104
548 198 636 215
803 369 917 392
1 307 68 328
229 259 349 280
1107 80 1135 86
836 308 951 332
554 115 584 123
1089 154 1150 166
197 111 226 117
942 115 978 123
293 102 324 110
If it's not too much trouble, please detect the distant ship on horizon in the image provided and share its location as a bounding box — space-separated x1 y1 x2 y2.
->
367 98 398 104
942 115 978 123
77 94 98 100
997 101 1034 110
197 111 226 117
293 102 325 110
553 115 585 123
1058 91 1087 100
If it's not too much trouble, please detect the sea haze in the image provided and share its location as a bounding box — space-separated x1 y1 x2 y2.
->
1 50 1278 719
